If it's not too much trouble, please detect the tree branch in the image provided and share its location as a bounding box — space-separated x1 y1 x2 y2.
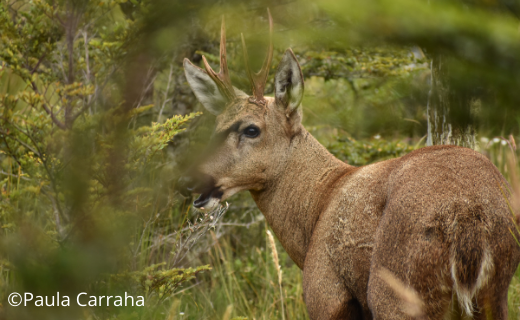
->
30 81 67 130
31 52 48 74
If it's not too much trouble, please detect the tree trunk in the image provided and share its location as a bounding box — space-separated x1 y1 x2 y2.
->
426 54 477 149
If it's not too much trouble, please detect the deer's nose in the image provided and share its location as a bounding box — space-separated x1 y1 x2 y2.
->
176 175 197 197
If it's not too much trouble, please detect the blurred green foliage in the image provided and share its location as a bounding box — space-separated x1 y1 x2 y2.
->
1 0 520 319
328 136 418 166
0 0 210 319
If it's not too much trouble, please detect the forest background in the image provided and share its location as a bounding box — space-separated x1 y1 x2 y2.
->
1 0 520 319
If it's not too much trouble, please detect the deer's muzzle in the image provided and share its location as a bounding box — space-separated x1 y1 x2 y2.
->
176 173 222 209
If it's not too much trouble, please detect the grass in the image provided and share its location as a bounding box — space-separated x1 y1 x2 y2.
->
172 222 308 320
508 268 520 319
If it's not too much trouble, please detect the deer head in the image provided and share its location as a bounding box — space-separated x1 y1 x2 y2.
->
179 11 304 210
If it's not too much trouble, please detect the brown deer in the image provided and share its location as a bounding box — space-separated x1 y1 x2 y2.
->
178 12 520 320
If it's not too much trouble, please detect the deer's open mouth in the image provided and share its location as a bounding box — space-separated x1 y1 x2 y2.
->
177 173 222 209
193 187 223 209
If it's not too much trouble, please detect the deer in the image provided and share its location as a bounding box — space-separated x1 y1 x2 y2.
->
177 11 520 320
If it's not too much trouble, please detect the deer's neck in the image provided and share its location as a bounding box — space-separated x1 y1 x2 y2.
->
251 128 354 268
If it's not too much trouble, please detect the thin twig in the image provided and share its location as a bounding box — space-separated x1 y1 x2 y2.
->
170 204 229 266
157 63 174 122
0 170 30 181
0 129 40 155
30 52 48 74
0 134 23 167
30 81 67 130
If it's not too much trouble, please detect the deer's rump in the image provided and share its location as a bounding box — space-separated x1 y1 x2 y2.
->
366 145 520 318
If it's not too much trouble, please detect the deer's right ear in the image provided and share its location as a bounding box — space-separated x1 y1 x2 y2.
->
274 49 304 116
184 58 227 116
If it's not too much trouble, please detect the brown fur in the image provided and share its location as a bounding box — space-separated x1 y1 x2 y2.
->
182 49 520 319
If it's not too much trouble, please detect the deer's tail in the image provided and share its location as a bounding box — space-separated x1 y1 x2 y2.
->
449 204 494 317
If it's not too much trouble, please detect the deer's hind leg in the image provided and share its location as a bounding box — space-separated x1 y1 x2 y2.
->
367 209 453 320
303 238 370 320
445 270 512 320
471 230 520 320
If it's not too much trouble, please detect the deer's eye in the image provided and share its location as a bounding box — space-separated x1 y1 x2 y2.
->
243 125 260 138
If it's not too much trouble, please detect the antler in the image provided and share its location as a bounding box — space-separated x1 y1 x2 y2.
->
202 17 237 102
241 8 273 106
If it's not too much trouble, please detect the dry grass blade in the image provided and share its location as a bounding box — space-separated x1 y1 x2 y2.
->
378 268 425 319
267 230 285 320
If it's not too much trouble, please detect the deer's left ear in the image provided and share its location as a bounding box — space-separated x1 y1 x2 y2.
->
274 49 304 115
184 58 227 116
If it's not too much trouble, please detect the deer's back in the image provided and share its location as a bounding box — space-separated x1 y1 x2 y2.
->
386 145 511 225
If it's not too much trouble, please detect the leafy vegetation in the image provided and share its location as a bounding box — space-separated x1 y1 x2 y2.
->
0 1 212 319
327 135 418 166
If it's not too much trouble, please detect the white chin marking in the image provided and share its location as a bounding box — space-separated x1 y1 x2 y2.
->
195 197 221 213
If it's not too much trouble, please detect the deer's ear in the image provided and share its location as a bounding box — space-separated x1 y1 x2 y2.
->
184 58 227 116
274 49 304 115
